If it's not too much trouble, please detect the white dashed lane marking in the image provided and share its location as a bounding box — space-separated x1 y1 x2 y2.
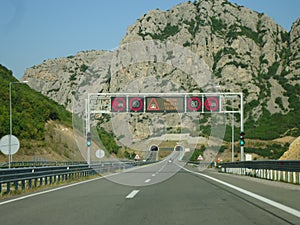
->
126 190 140 199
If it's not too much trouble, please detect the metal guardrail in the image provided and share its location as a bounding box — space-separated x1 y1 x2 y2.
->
0 161 142 195
220 160 300 184
220 160 300 172
0 164 94 195
0 161 87 168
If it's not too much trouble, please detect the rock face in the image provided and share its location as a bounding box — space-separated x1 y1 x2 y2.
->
22 50 106 111
280 136 300 160
22 0 300 139
121 0 299 116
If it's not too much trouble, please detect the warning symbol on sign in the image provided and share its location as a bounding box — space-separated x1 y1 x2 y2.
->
134 153 141 160
197 154 203 161
147 98 160 111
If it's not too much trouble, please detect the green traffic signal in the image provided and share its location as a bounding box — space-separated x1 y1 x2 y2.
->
240 131 245 146
87 132 92 147
240 139 245 146
87 140 91 147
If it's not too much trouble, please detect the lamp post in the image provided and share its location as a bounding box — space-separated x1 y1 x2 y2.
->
9 80 28 168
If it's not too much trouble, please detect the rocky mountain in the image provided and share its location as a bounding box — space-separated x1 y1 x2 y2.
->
22 0 300 141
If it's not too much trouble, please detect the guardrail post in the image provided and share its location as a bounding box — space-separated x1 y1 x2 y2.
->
288 172 291 183
0 183 2 194
14 181 18 191
39 177 43 186
271 170 273 180
28 179 32 189
6 182 10 194
21 180 25 190
293 172 297 184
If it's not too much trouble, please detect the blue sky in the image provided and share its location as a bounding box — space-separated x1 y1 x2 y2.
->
0 0 299 79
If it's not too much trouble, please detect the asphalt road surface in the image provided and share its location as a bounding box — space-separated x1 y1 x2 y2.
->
0 161 299 225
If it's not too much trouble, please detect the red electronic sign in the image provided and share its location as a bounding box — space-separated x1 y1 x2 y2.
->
129 97 144 112
111 97 126 112
187 96 202 112
204 96 219 112
146 97 184 113
110 95 220 113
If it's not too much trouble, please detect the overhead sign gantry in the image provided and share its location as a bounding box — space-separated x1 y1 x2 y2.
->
85 92 245 164
88 93 240 114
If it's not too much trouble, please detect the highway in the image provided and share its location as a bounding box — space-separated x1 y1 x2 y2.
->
0 159 300 225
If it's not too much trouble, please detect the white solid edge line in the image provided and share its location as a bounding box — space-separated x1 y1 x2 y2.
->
182 167 300 218
126 190 140 199
0 175 105 206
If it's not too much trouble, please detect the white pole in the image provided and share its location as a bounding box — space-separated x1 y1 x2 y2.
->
231 113 234 162
87 96 91 167
9 81 29 168
240 93 244 161
9 82 12 169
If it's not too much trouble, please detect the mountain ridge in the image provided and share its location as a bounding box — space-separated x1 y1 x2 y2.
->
21 0 300 145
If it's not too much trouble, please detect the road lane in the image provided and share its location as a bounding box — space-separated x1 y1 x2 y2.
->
107 151 184 186
106 170 299 225
0 175 135 225
0 166 299 225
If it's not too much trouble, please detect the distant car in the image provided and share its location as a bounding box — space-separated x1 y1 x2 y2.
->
168 159 172 163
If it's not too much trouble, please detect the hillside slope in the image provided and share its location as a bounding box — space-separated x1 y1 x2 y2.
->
0 65 83 162
280 136 300 160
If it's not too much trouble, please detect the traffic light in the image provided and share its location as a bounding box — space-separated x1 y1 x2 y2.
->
240 131 245 146
87 132 92 147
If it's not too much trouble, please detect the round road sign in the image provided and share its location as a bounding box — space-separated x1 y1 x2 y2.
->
187 97 202 111
204 97 219 111
129 97 144 112
111 97 126 112
95 149 105 159
0 135 20 155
